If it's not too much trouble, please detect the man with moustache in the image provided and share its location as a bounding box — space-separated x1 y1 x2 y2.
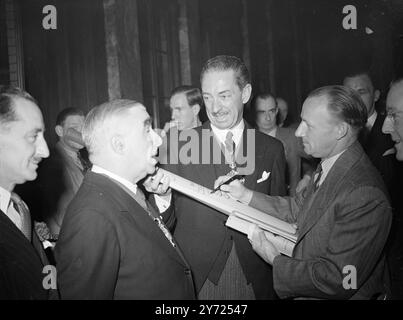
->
161 55 286 299
216 85 392 299
0 86 51 299
55 99 195 299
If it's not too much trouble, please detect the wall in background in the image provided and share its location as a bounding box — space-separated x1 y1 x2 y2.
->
1 0 401 145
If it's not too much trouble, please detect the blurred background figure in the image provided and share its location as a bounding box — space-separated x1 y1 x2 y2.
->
158 85 205 163
276 97 289 127
38 108 89 238
252 93 308 195
162 85 204 135
343 70 397 193
382 78 403 299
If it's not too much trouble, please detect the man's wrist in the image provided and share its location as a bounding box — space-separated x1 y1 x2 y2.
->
241 189 253 205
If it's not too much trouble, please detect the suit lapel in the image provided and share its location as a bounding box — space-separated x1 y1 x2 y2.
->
239 124 263 190
296 142 363 244
86 172 190 268
0 209 45 266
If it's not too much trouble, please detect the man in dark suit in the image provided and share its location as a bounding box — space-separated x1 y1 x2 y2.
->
217 85 392 299
343 71 396 189
0 86 51 299
251 93 308 196
55 99 195 299
160 55 286 299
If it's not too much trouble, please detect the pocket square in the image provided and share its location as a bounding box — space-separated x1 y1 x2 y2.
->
257 171 270 183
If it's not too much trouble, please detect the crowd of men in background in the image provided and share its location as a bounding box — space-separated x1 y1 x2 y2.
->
0 54 402 300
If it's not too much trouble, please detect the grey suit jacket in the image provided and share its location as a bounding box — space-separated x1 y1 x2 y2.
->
39 142 84 236
249 141 392 299
275 127 303 195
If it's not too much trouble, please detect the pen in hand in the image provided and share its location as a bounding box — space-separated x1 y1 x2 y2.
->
210 174 245 194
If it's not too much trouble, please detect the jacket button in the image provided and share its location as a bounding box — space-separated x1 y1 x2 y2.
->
184 268 191 275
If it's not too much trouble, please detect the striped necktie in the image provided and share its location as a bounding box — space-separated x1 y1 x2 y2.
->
224 131 236 172
9 192 32 241
312 163 323 193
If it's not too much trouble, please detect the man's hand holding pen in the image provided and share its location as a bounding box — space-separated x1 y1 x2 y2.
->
213 174 253 205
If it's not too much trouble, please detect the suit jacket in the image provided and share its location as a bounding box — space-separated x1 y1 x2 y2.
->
0 203 50 299
38 143 84 236
275 127 303 195
249 141 392 299
360 112 397 192
55 172 195 300
162 121 286 299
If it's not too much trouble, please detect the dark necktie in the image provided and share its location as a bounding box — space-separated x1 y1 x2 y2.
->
9 192 32 241
77 148 92 173
224 131 236 173
312 163 323 193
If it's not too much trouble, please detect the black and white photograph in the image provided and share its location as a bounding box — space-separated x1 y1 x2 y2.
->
1 0 403 307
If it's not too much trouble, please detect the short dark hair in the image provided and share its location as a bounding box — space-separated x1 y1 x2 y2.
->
170 85 204 108
250 93 277 113
200 55 250 90
56 107 84 126
0 86 38 125
249 93 277 128
308 85 368 132
343 69 377 90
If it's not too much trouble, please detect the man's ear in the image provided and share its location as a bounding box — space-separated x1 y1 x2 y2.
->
192 104 200 117
336 122 349 140
111 135 125 155
55 125 63 138
241 84 252 104
374 89 380 103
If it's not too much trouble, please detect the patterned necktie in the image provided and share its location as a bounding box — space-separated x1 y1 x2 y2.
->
9 192 32 241
312 163 323 193
133 187 176 248
224 131 236 172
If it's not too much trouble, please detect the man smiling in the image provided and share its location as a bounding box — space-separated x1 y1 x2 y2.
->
162 55 286 299
0 86 51 299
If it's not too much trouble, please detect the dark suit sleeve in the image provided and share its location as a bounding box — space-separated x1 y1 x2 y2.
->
55 210 120 299
269 142 287 196
272 186 392 299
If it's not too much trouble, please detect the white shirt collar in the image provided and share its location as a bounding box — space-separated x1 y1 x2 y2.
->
268 127 277 138
0 186 11 214
318 149 346 186
210 120 245 147
366 111 377 131
91 165 138 195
